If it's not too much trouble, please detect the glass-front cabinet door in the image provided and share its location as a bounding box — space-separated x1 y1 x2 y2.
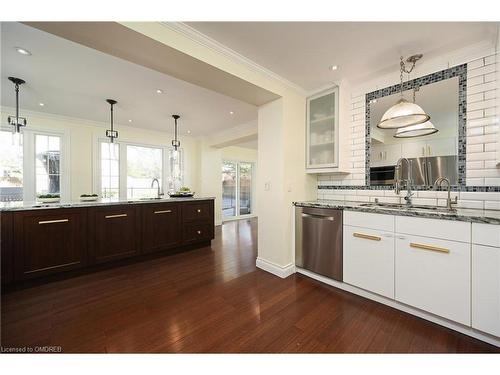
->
306 87 339 169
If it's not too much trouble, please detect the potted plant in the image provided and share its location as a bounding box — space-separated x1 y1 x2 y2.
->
80 193 99 202
37 193 60 203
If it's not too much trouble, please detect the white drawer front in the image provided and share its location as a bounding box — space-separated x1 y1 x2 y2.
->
395 234 471 325
395 216 471 243
343 225 395 299
472 244 500 337
344 210 394 232
472 223 500 247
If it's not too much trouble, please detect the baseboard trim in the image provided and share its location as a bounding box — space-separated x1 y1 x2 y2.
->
256 257 295 279
296 267 500 348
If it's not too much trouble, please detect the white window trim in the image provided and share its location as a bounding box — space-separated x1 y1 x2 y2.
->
93 136 170 200
221 159 256 222
1 125 70 202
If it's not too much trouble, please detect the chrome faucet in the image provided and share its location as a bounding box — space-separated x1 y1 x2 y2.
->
395 157 414 206
434 177 457 210
151 178 163 199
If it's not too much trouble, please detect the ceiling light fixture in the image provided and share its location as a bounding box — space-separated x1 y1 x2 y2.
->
7 77 27 134
128 119 133 123
187 130 191 134
229 111 234 115
156 89 163 94
377 54 430 129
329 65 338 71
171 114 181 151
39 102 45 107
105 99 118 143
15 47 31 56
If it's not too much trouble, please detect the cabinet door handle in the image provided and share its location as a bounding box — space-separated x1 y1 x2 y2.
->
427 145 431 156
353 232 381 241
38 219 69 225
422 147 425 156
383 151 387 160
154 210 172 214
410 242 449 254
105 213 128 219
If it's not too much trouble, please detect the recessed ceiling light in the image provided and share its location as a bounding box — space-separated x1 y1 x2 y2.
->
15 47 31 56
156 89 163 94
128 119 133 123
329 65 339 71
229 111 234 115
187 130 191 134
39 102 45 107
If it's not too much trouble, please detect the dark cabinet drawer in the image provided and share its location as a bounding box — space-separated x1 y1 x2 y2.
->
183 221 213 244
89 205 140 264
13 208 88 280
183 201 212 222
142 202 181 254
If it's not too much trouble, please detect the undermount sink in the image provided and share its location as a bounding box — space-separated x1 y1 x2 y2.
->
359 202 456 213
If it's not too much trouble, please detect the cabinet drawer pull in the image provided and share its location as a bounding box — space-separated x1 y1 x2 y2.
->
197 230 202 234
154 210 172 214
38 219 69 225
353 232 381 241
105 213 128 219
197 209 202 213
410 242 449 254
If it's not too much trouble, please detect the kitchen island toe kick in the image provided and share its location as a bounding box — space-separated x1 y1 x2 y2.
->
0 198 215 286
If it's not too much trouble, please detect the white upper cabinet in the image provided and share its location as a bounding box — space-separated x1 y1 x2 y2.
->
371 143 402 167
306 87 339 171
401 137 456 159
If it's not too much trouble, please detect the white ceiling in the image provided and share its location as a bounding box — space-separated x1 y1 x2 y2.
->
1 22 258 136
233 138 258 149
186 22 499 91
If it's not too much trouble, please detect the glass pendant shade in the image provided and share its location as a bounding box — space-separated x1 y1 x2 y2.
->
393 121 438 138
377 98 430 129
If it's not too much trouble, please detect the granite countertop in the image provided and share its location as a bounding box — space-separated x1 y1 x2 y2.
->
293 200 500 225
0 196 215 212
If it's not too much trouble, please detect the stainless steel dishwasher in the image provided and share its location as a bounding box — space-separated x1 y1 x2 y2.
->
295 206 343 281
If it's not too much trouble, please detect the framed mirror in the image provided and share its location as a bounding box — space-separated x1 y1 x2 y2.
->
365 64 467 189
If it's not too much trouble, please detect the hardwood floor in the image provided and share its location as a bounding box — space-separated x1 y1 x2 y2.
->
1 218 498 353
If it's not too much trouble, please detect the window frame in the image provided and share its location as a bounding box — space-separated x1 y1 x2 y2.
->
94 136 171 200
221 159 256 222
0 125 70 202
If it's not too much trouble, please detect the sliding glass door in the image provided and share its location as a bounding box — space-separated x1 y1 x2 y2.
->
222 160 253 220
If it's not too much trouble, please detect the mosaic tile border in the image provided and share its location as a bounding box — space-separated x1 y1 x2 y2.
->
365 63 468 188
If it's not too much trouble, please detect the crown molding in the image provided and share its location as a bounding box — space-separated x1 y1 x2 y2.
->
160 22 307 96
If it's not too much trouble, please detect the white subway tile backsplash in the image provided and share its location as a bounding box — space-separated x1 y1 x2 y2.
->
457 200 484 209
317 51 499 205
485 201 500 210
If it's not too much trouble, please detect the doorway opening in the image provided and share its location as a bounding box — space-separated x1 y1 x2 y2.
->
222 160 254 221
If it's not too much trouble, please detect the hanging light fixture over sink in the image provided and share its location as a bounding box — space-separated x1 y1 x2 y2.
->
105 99 118 143
377 54 430 129
393 85 438 138
7 77 27 134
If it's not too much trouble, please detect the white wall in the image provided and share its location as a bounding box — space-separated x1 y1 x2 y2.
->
317 42 500 210
0 107 201 201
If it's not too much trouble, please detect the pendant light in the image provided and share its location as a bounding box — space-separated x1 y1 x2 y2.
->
393 86 438 138
377 55 430 129
7 77 27 133
105 99 118 143
171 114 181 150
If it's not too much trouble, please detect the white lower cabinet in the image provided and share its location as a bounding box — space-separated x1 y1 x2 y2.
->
343 225 395 299
395 234 471 326
472 222 500 338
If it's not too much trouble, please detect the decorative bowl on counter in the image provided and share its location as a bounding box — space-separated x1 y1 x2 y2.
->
80 194 99 202
168 192 195 198
37 195 60 203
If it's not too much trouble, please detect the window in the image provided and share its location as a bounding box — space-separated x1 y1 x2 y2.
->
222 160 253 220
100 142 119 198
0 129 67 202
126 145 163 199
35 134 61 196
97 139 182 200
0 131 23 202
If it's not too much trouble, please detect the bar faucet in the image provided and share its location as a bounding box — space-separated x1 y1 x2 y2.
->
151 178 163 199
395 157 414 206
434 177 457 210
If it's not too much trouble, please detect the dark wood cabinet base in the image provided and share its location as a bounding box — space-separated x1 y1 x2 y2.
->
1 199 215 288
